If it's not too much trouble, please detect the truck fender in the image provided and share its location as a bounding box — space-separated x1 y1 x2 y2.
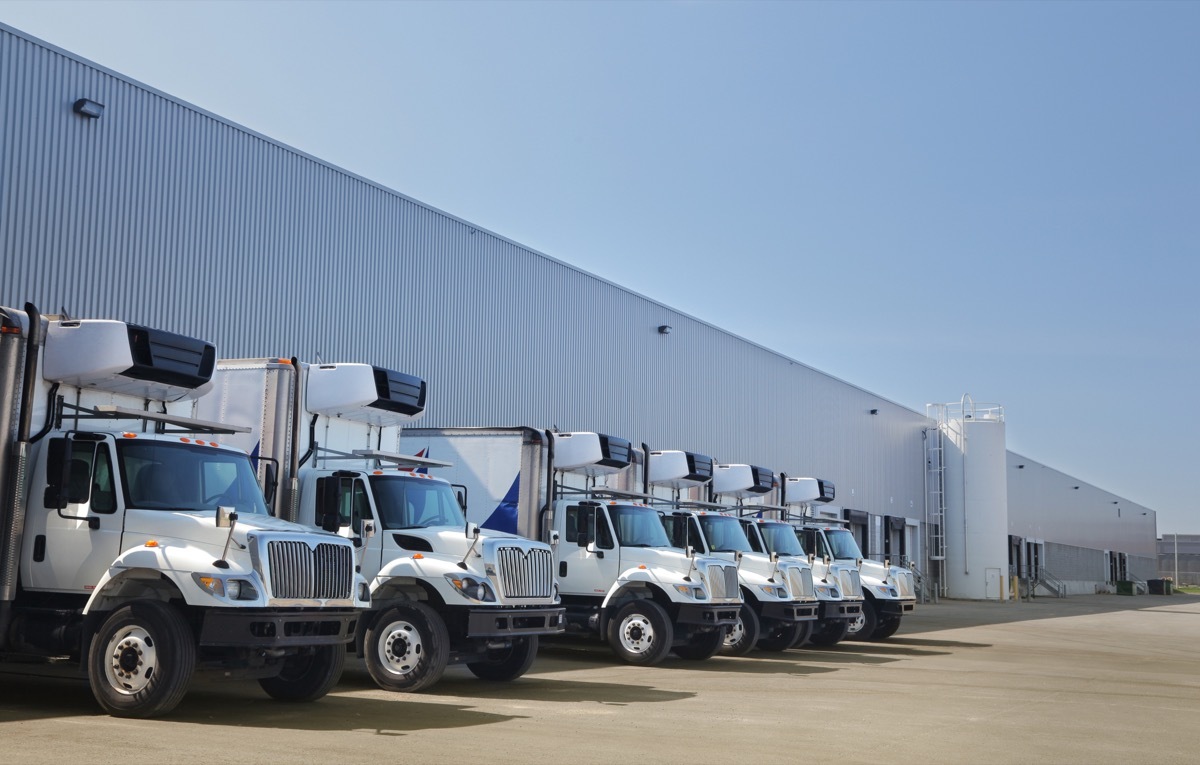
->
83 544 259 615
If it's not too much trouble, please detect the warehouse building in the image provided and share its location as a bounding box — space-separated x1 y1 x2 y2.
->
0 23 1158 599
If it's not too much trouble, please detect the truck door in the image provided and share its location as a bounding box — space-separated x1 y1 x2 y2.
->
315 473 382 580
556 503 619 596
25 435 124 593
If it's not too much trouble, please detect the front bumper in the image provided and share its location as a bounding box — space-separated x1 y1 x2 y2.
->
466 606 566 638
675 603 740 627
818 600 863 621
199 608 359 647
760 601 820 622
877 598 917 618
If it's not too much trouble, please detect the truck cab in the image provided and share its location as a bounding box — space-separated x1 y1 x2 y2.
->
657 459 818 655
197 359 564 692
809 524 916 641
547 434 741 665
0 307 367 718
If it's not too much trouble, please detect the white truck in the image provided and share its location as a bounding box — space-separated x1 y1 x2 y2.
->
769 477 865 646
193 359 565 692
404 428 743 665
656 459 819 655
0 306 368 718
776 475 915 641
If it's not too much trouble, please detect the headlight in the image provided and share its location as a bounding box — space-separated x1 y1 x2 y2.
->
231 579 258 600
874 585 898 598
758 585 788 599
194 574 258 601
445 574 497 602
673 584 707 600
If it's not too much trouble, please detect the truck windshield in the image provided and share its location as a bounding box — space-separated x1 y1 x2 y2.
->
609 505 672 548
696 514 753 553
759 523 806 556
118 440 268 515
825 528 864 559
369 475 465 530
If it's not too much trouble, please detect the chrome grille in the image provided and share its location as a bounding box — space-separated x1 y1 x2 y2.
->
707 563 739 600
838 568 863 598
496 546 553 599
895 570 914 598
266 540 353 600
787 566 814 599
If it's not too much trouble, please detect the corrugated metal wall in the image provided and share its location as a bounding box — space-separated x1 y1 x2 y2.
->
1006 452 1156 556
0 25 930 523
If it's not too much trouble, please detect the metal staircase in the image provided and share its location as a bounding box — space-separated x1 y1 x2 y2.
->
1032 568 1067 598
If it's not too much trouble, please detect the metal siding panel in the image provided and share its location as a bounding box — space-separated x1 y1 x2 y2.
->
1 25 1137 568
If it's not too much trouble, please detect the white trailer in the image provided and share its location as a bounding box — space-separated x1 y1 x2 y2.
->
405 428 742 665
193 360 564 692
781 478 916 641
652 457 819 655
0 306 368 718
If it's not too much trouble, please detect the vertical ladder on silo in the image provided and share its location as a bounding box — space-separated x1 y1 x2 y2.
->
925 404 948 601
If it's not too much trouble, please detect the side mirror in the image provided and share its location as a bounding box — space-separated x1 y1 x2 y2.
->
216 505 237 528
807 553 816 565
770 551 779 564
856 557 864 570
263 462 278 505
456 489 467 511
884 557 891 569
686 544 695 559
823 555 831 567
467 522 480 540
361 520 377 540
549 530 560 546
321 511 341 534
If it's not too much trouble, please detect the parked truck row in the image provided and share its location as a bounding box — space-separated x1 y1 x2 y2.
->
0 304 916 718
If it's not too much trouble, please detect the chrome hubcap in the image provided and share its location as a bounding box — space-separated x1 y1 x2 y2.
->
378 619 422 675
103 626 157 695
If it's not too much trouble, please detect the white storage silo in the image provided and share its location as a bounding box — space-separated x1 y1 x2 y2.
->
934 397 1010 600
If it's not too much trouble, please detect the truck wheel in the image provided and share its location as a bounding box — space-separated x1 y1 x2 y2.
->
870 617 902 641
846 597 878 641
607 600 674 665
807 618 850 647
757 620 803 652
719 604 760 656
259 645 345 702
672 628 724 660
466 636 539 681
88 600 195 718
364 602 450 692
789 620 813 648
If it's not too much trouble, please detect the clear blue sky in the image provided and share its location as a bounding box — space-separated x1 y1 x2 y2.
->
3 1 1197 533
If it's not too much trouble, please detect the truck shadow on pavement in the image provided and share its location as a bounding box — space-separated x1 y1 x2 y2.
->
537 641 841 677
0 672 521 733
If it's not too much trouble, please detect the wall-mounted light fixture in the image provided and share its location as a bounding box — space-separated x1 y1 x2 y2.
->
869 409 879 415
73 98 104 119
1016 464 1025 469
657 325 672 335
1073 486 1080 490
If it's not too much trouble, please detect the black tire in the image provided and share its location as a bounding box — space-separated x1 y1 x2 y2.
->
846 596 879 641
466 636 539 681
87 600 196 718
607 599 674 665
789 620 814 648
364 602 450 692
720 604 761 656
807 618 851 647
258 644 345 702
871 616 902 641
757 620 804 652
672 628 724 660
